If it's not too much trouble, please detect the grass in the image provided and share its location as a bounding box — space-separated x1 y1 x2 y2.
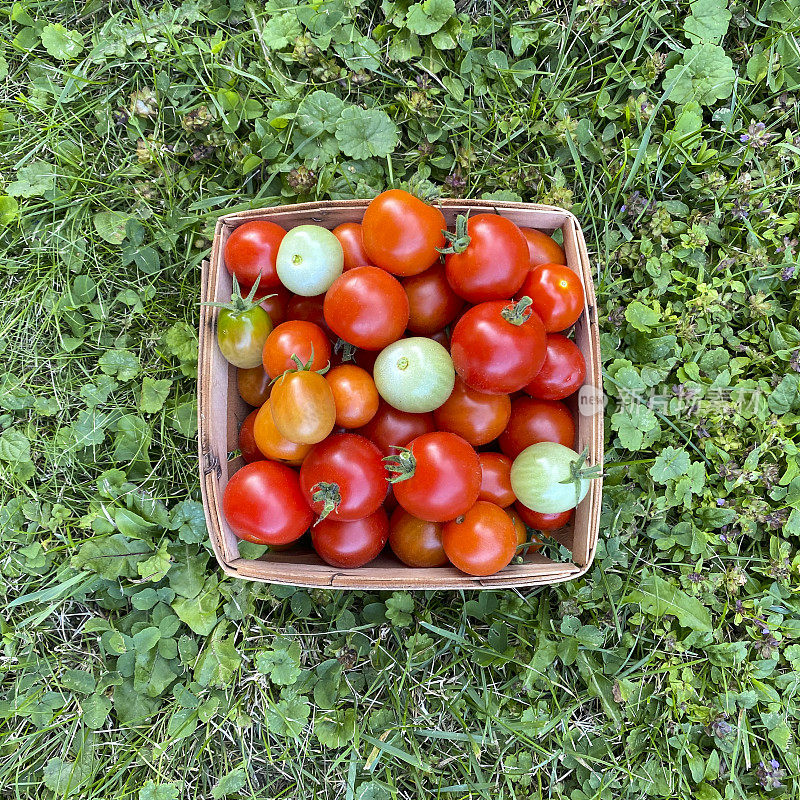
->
1 0 800 798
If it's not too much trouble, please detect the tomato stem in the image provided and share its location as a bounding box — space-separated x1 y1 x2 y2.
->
501 296 534 326
436 213 471 255
558 446 602 502
382 447 417 483
271 344 330 386
311 482 342 523
334 338 358 364
203 274 272 316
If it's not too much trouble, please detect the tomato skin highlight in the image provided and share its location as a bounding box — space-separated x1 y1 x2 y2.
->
442 501 518 576
402 263 464 336
253 401 312 466
239 409 264 464
262 320 332 378
388 508 449 568
270 371 336 445
520 227 566 267
362 189 446 276
237 366 271 407
223 461 313 545
433 377 511 447
390 432 482 523
311 508 389 568
516 263 585 333
333 222 372 270
224 220 286 289
325 365 379 429
478 452 515 507
499 397 575 458
324 266 410 350
299 433 387 521
524 334 586 401
450 300 546 394
515 503 573 531
356 400 435 457
445 214 529 303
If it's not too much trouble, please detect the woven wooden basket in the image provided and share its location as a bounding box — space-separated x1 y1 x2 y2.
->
199 200 603 590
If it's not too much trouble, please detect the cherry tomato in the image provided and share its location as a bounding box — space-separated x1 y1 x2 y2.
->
258 285 291 325
262 320 332 379
516 264 584 332
429 328 451 349
286 294 334 339
515 503 573 532
325 365 379 428
270 370 336 444
388 508 448 568
387 432 481 522
524 334 586 400
510 442 590 514
499 397 575 458
333 222 372 270
445 214 529 303
356 400 435 457
433 377 511 446
451 298 546 394
311 508 389 568
520 227 566 266
217 305 272 369
506 507 529 547
239 409 264 464
253 402 312 466
238 366 271 407
276 225 343 296
362 189 446 276
223 461 312 545
402 263 464 336
323 267 409 351
224 220 286 289
441 501 517 576
478 452 515 507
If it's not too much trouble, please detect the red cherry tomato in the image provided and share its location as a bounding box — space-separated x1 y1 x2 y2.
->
323 266 409 350
311 508 389 568
224 220 286 289
356 400 435 457
258 285 291 325
524 334 586 400
445 214 529 303
239 409 264 464
388 508 449 568
402 263 464 336
223 461 313 545
428 328 451 350
286 294 334 339
520 227 566 266
262 320 332 378
499 397 575 458
362 189 446 276
332 222 372 270
441 501 517 576
433 377 511 446
237 366 271 407
388 432 481 522
478 452 515 507
325 365 379 428
299 433 387 521
516 264 585 332
515 503 573 531
451 299 546 394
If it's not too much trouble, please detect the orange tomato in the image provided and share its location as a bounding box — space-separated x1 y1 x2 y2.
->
325 365 379 429
520 228 566 266
253 402 312 466
270 370 336 444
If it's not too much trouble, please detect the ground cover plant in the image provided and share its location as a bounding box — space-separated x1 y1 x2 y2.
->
1 0 800 797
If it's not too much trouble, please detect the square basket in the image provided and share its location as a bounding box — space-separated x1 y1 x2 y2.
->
199 200 603 590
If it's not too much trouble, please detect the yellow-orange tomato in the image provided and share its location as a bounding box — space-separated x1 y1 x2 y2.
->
270 370 336 444
238 366 272 407
325 365 379 429
506 508 544 553
253 402 312 466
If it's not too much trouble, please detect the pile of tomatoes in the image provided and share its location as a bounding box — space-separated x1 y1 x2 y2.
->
216 190 593 577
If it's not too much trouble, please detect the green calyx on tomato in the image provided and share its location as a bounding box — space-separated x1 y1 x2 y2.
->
501 295 535 326
310 481 343 522
558 445 602 494
437 213 471 255
382 447 417 484
274 345 330 385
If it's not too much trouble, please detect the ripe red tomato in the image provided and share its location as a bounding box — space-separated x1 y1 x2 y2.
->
237 366 271 407
356 400 435 457
478 452 515 507
441 501 517 576
433 377 511 446
450 299 546 394
239 409 264 464
515 503 573 531
517 264 585 332
402 263 464 336
325 365 379 428
323 266 409 350
262 320 332 378
286 294 334 339
311 508 389 568
520 227 566 266
388 508 449 567
223 461 313 545
524 334 586 400
499 397 575 457
224 220 286 289
429 328 451 350
445 214 529 302
387 432 481 522
299 433 387 521
362 189 446 276
332 222 372 271
258 285 290 325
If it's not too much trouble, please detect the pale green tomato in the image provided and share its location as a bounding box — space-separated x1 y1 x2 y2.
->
510 442 590 514
373 337 455 413
276 225 343 296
